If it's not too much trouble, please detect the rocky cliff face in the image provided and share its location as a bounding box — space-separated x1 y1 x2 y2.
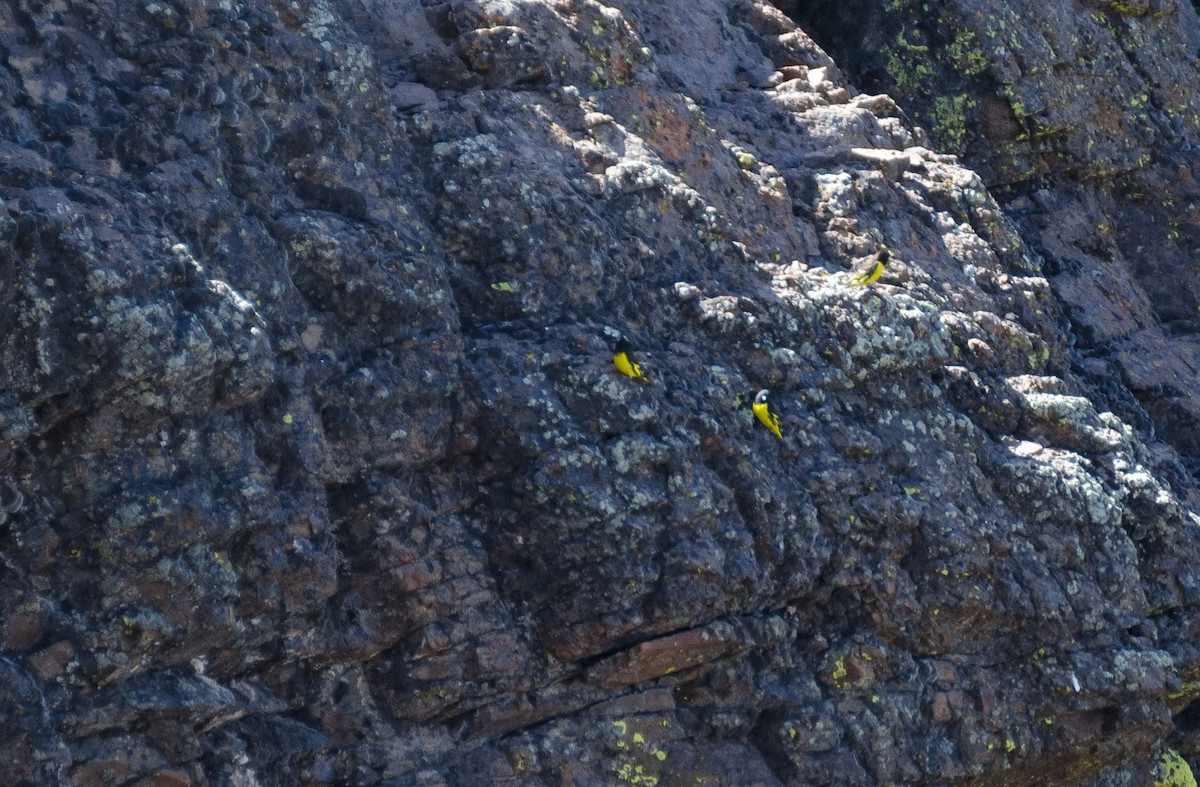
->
784 0 1200 486
1 0 1199 784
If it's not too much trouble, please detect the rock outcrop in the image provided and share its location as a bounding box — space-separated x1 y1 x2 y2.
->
1 0 1199 784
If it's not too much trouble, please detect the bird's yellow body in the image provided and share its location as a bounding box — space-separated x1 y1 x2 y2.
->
613 341 648 382
850 249 889 286
753 389 783 439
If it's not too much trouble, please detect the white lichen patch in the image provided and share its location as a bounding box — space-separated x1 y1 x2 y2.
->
432 134 502 169
993 447 1122 527
814 172 857 217
610 437 653 474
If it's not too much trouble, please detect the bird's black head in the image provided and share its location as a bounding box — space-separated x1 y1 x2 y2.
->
614 338 632 353
877 249 890 265
755 389 770 405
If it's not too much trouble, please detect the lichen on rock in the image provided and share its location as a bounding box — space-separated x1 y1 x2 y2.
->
0 0 1198 784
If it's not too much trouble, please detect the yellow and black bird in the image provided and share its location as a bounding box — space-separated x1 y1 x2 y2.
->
849 249 889 286
613 338 648 382
752 389 783 439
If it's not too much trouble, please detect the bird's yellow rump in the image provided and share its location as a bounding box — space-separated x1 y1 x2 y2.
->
613 339 648 382
850 249 889 286
753 389 783 439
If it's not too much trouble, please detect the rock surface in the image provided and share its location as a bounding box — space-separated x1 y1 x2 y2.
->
0 0 1198 784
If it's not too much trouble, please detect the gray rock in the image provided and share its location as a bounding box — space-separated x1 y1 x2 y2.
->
0 0 1196 784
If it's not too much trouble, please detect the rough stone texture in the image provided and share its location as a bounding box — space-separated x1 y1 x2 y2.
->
785 0 1200 482
0 0 1199 784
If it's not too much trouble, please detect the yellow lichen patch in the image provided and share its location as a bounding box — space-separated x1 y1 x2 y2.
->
609 718 669 785
1154 749 1197 787
931 94 975 152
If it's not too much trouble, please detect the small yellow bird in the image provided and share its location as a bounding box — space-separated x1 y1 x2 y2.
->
752 389 783 439
613 339 648 382
850 249 889 286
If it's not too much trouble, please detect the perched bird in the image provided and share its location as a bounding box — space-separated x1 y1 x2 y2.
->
752 389 783 439
849 249 889 286
613 339 648 382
